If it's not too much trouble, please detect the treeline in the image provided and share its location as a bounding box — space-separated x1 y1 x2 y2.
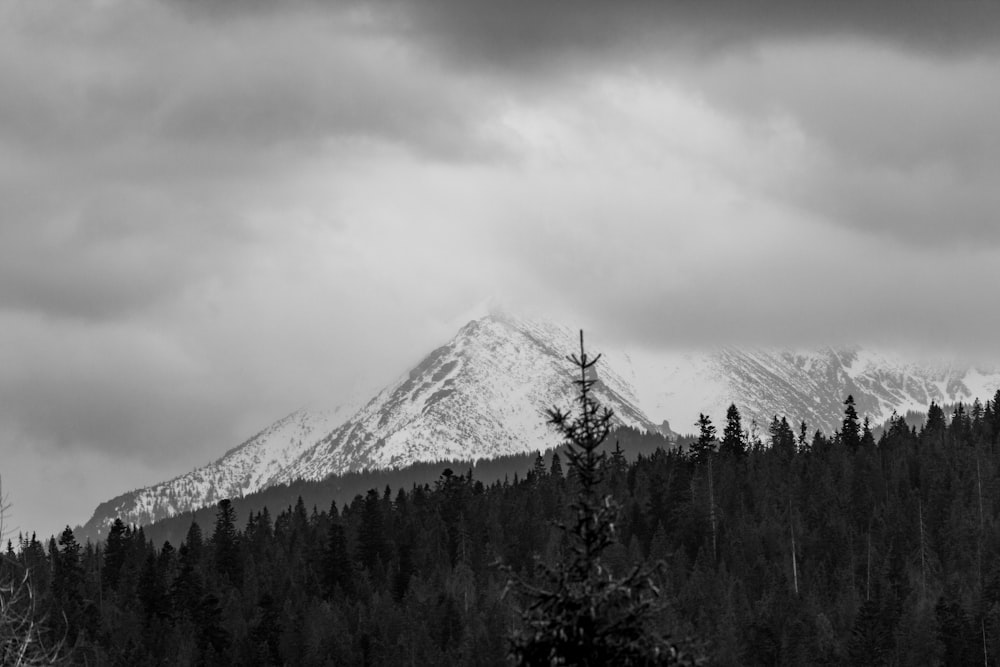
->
4 391 1000 664
77 425 673 548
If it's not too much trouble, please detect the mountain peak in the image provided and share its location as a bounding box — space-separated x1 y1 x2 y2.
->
81 312 1000 537
270 310 658 484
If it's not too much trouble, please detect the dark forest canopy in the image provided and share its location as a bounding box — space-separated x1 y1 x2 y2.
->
3 391 1000 664
75 425 676 548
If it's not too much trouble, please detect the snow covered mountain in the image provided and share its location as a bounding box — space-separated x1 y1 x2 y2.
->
79 408 350 538
623 346 1000 438
270 312 662 484
81 312 1000 534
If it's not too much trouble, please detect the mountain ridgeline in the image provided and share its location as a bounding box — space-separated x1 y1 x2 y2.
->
13 385 1000 665
81 312 1000 536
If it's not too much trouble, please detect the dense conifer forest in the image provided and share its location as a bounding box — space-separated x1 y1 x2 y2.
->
5 385 1000 664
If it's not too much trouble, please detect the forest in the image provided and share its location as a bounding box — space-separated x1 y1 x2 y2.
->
5 383 1000 664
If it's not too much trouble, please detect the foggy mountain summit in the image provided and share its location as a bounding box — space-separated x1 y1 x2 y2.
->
82 312 1000 535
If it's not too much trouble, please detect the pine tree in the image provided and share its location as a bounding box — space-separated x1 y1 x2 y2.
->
103 517 129 591
550 452 564 478
324 519 354 598
719 404 745 458
138 552 169 625
690 414 716 465
505 331 694 665
860 416 876 450
769 416 796 458
51 527 85 644
925 401 946 436
357 488 388 573
797 420 808 450
991 389 1000 442
842 395 861 451
185 520 204 562
211 499 241 585
170 542 203 621
530 453 548 484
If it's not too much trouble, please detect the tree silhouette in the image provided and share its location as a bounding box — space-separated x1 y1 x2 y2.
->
842 395 861 451
505 331 695 666
690 414 716 465
719 404 745 458
211 499 241 585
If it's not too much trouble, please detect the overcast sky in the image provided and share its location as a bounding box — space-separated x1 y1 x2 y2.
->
3 0 1000 537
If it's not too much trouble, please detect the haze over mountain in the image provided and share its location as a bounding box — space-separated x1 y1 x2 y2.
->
81 312 1000 535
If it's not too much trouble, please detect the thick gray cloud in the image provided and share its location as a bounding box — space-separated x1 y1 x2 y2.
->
684 43 1000 245
2 0 999 536
165 0 1000 62
387 1 1000 81
0 0 499 322
324 0 1000 246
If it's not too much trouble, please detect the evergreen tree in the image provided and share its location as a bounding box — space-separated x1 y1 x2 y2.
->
505 331 692 665
719 404 745 458
357 488 388 572
324 519 354 598
925 401 946 436
992 389 1000 442
690 414 716 465
530 453 547 484
860 416 876 450
184 520 203 562
842 395 861 451
847 599 891 666
138 552 169 625
170 542 203 621
211 499 241 584
51 526 85 644
550 452 564 478
103 517 129 591
769 416 795 458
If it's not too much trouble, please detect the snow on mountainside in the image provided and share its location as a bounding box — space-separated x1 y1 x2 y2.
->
81 311 1000 535
625 346 1000 437
79 408 350 538
271 312 663 483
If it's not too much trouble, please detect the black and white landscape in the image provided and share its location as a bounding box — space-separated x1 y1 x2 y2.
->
3 1 1000 665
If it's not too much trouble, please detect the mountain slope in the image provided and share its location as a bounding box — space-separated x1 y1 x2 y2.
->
625 346 1000 436
78 408 349 538
271 313 663 483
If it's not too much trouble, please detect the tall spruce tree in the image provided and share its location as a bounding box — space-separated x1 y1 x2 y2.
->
51 527 85 644
690 414 716 465
925 401 946 436
992 389 1000 441
211 499 241 584
769 416 796 458
719 404 745 458
842 395 861 451
550 451 564 478
103 518 129 591
357 488 388 572
505 331 694 666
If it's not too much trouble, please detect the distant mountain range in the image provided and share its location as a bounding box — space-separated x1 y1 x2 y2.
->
80 311 1000 537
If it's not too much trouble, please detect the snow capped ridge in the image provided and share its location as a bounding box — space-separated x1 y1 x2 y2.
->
272 312 660 483
79 407 348 537
81 311 1000 537
628 344 1000 437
